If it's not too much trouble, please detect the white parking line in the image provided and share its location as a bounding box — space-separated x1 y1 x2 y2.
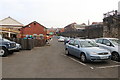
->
61 54 120 69
61 54 96 69
96 65 120 69
90 67 94 69
61 54 87 66
61 54 67 57
68 57 87 66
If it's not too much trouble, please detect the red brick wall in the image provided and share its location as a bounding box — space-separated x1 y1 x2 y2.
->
20 22 47 38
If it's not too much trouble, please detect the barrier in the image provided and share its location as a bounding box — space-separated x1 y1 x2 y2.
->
14 38 46 50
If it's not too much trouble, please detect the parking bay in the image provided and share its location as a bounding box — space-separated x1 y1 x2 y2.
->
61 53 120 70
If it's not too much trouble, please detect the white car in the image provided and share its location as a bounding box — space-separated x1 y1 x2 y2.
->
96 38 120 61
58 37 65 42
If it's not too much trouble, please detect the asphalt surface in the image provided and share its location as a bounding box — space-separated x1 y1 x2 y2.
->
2 37 120 78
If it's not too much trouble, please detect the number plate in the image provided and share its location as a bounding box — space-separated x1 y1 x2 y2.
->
100 56 108 59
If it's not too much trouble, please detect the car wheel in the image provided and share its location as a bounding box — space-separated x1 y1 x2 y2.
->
65 49 69 55
0 47 8 57
111 52 120 61
80 53 87 63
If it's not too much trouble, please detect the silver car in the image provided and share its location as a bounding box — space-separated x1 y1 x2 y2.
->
96 38 120 61
65 39 111 63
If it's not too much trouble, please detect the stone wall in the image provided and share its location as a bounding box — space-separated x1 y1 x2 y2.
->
62 24 103 39
103 13 120 39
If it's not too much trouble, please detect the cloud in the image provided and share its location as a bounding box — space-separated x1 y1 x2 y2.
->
0 0 119 28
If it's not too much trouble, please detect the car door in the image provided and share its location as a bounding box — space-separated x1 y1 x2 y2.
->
102 39 115 52
96 39 105 48
67 40 75 55
73 40 81 57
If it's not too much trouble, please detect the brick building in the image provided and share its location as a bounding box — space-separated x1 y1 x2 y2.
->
20 21 47 39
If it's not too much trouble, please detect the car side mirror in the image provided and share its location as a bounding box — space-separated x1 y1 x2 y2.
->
106 43 111 46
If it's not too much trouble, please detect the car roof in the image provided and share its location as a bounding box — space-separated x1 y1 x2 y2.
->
96 38 118 40
74 39 88 41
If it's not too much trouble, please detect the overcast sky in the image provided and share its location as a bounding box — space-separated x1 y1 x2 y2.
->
0 0 119 28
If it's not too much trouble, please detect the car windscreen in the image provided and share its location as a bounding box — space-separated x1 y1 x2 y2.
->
80 41 98 47
110 39 120 45
3 39 11 42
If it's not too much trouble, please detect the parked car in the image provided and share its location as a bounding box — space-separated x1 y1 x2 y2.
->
96 38 120 61
0 38 17 57
65 39 111 63
3 38 21 51
64 37 71 45
85 39 96 43
58 37 65 42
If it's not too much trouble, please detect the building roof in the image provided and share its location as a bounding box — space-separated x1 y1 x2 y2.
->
92 22 103 25
23 21 47 29
0 16 23 27
74 24 86 30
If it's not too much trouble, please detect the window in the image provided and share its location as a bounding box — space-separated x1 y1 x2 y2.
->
96 39 103 44
80 41 98 47
74 40 79 45
69 40 74 45
110 39 120 45
103 39 111 46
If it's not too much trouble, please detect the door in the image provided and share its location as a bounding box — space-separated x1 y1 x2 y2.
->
73 40 81 57
68 40 75 55
102 39 114 52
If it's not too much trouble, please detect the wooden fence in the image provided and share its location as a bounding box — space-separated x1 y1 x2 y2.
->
14 38 46 50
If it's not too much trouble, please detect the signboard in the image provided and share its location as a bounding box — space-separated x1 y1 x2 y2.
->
0 28 20 33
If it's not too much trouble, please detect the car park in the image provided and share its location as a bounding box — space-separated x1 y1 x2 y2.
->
96 38 120 61
65 39 111 63
0 38 17 57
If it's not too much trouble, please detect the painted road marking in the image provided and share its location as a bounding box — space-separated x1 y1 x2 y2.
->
90 67 94 69
61 54 120 69
60 54 96 69
68 57 87 66
61 54 67 57
96 65 120 69
61 54 95 69
61 54 87 66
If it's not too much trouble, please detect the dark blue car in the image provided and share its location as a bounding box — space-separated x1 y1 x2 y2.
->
0 38 17 57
